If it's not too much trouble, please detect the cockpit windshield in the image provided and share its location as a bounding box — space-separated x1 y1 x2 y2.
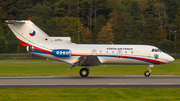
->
152 49 162 52
157 49 162 52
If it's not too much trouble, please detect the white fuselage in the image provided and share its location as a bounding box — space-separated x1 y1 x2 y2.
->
31 43 174 65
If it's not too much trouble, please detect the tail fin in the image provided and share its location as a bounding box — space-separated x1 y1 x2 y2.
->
6 20 49 46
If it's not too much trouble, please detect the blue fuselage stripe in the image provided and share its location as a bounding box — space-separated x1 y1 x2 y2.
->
32 50 161 65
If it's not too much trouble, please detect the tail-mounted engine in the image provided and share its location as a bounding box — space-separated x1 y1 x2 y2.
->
27 46 34 52
52 49 71 57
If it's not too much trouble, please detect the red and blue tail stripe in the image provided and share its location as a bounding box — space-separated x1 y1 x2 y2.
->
33 46 52 54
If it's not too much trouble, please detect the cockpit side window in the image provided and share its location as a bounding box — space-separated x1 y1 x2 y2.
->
152 49 162 52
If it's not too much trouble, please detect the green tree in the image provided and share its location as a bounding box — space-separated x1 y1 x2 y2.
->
93 15 107 37
143 15 161 46
0 26 6 53
106 0 122 13
45 18 61 36
22 4 54 34
153 2 168 27
160 0 179 23
0 0 9 27
138 0 149 17
1 0 179 53
64 17 84 43
0 36 6 53
81 27 92 43
58 16 70 36
126 0 144 44
127 0 142 21
122 0 132 6
97 22 114 44
113 11 139 44
175 6 180 52
53 0 68 17
8 0 33 20
94 0 105 31
158 40 174 53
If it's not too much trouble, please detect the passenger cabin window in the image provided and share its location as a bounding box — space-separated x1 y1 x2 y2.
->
99 51 102 54
151 49 162 52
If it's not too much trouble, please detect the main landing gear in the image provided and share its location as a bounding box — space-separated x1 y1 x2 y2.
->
79 67 89 77
144 65 154 77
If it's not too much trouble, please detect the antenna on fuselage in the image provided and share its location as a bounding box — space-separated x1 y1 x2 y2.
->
110 41 113 45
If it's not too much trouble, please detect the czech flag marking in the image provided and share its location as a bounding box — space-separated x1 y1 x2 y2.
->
29 30 36 36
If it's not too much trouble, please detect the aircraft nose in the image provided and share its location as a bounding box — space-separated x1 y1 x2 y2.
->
168 55 174 63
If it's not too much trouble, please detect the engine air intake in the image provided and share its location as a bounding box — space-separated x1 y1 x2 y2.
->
27 46 34 52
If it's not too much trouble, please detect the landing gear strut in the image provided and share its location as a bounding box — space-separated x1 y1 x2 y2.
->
144 65 154 77
79 68 89 77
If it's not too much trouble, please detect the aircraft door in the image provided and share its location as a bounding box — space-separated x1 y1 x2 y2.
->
91 49 97 56
117 50 122 58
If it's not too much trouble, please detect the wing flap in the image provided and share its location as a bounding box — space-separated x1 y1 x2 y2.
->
78 56 101 66
68 56 101 70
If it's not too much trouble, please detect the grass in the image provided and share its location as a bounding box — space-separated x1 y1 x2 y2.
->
0 60 180 101
0 60 180 76
0 87 179 101
174 59 180 61
0 60 57 62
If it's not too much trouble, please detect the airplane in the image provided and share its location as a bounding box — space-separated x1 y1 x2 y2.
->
6 20 174 77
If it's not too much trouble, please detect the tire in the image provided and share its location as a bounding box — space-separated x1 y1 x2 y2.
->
79 68 89 77
144 71 150 77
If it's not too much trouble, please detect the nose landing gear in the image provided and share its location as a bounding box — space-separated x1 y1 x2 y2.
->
144 65 154 77
144 71 150 77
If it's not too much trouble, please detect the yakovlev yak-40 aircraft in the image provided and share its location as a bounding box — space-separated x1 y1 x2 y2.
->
6 20 174 77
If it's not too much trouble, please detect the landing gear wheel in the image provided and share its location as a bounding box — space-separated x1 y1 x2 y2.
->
79 68 89 77
144 71 150 77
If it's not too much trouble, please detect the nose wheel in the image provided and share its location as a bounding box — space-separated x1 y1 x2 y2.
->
144 65 154 77
79 68 89 77
144 71 150 77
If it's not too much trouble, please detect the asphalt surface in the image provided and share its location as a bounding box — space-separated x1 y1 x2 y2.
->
0 76 180 87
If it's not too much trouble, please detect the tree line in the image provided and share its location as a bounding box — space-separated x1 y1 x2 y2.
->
0 0 180 53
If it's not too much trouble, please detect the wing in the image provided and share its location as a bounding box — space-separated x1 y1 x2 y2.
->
68 56 101 70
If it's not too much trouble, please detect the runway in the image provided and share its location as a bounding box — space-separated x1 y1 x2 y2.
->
0 76 180 87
